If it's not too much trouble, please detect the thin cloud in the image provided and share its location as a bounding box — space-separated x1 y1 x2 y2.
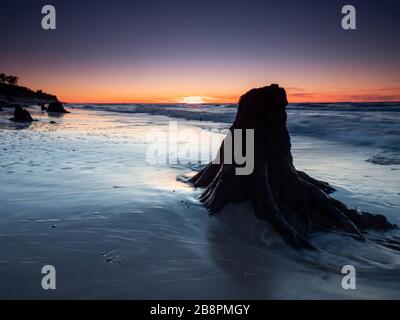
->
362 87 400 92
339 94 400 101
286 87 308 92
289 92 316 98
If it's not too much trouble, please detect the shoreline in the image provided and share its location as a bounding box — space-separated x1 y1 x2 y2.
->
0 105 399 298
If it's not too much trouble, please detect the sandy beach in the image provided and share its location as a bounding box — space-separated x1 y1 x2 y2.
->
0 104 399 299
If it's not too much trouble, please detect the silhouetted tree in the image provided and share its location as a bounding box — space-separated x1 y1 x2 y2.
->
6 75 18 86
0 73 19 86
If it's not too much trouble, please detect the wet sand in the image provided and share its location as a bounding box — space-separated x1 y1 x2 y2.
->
0 106 399 299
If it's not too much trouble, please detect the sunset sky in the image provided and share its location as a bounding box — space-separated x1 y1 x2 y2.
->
1 0 399 103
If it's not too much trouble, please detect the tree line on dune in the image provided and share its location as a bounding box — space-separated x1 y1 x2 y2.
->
0 73 19 86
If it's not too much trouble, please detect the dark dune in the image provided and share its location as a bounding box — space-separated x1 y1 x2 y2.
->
0 83 57 102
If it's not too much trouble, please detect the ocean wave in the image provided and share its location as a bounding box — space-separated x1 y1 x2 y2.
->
73 102 400 164
366 150 400 165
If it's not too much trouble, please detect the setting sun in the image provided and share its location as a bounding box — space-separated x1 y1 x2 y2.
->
179 96 206 104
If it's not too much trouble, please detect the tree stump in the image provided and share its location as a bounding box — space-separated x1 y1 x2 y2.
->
47 101 70 113
10 105 34 122
189 84 395 249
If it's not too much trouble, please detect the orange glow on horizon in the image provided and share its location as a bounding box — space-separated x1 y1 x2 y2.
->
7 55 399 105
15 68 400 104
49 82 400 104
56 90 400 104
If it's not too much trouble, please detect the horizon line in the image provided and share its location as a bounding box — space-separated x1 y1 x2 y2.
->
62 100 400 105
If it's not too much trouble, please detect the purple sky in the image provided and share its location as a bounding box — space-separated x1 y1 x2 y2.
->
1 0 399 102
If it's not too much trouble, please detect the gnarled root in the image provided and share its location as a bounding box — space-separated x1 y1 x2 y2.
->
190 154 395 250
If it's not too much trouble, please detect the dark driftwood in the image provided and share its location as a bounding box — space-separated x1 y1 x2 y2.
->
189 85 395 249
